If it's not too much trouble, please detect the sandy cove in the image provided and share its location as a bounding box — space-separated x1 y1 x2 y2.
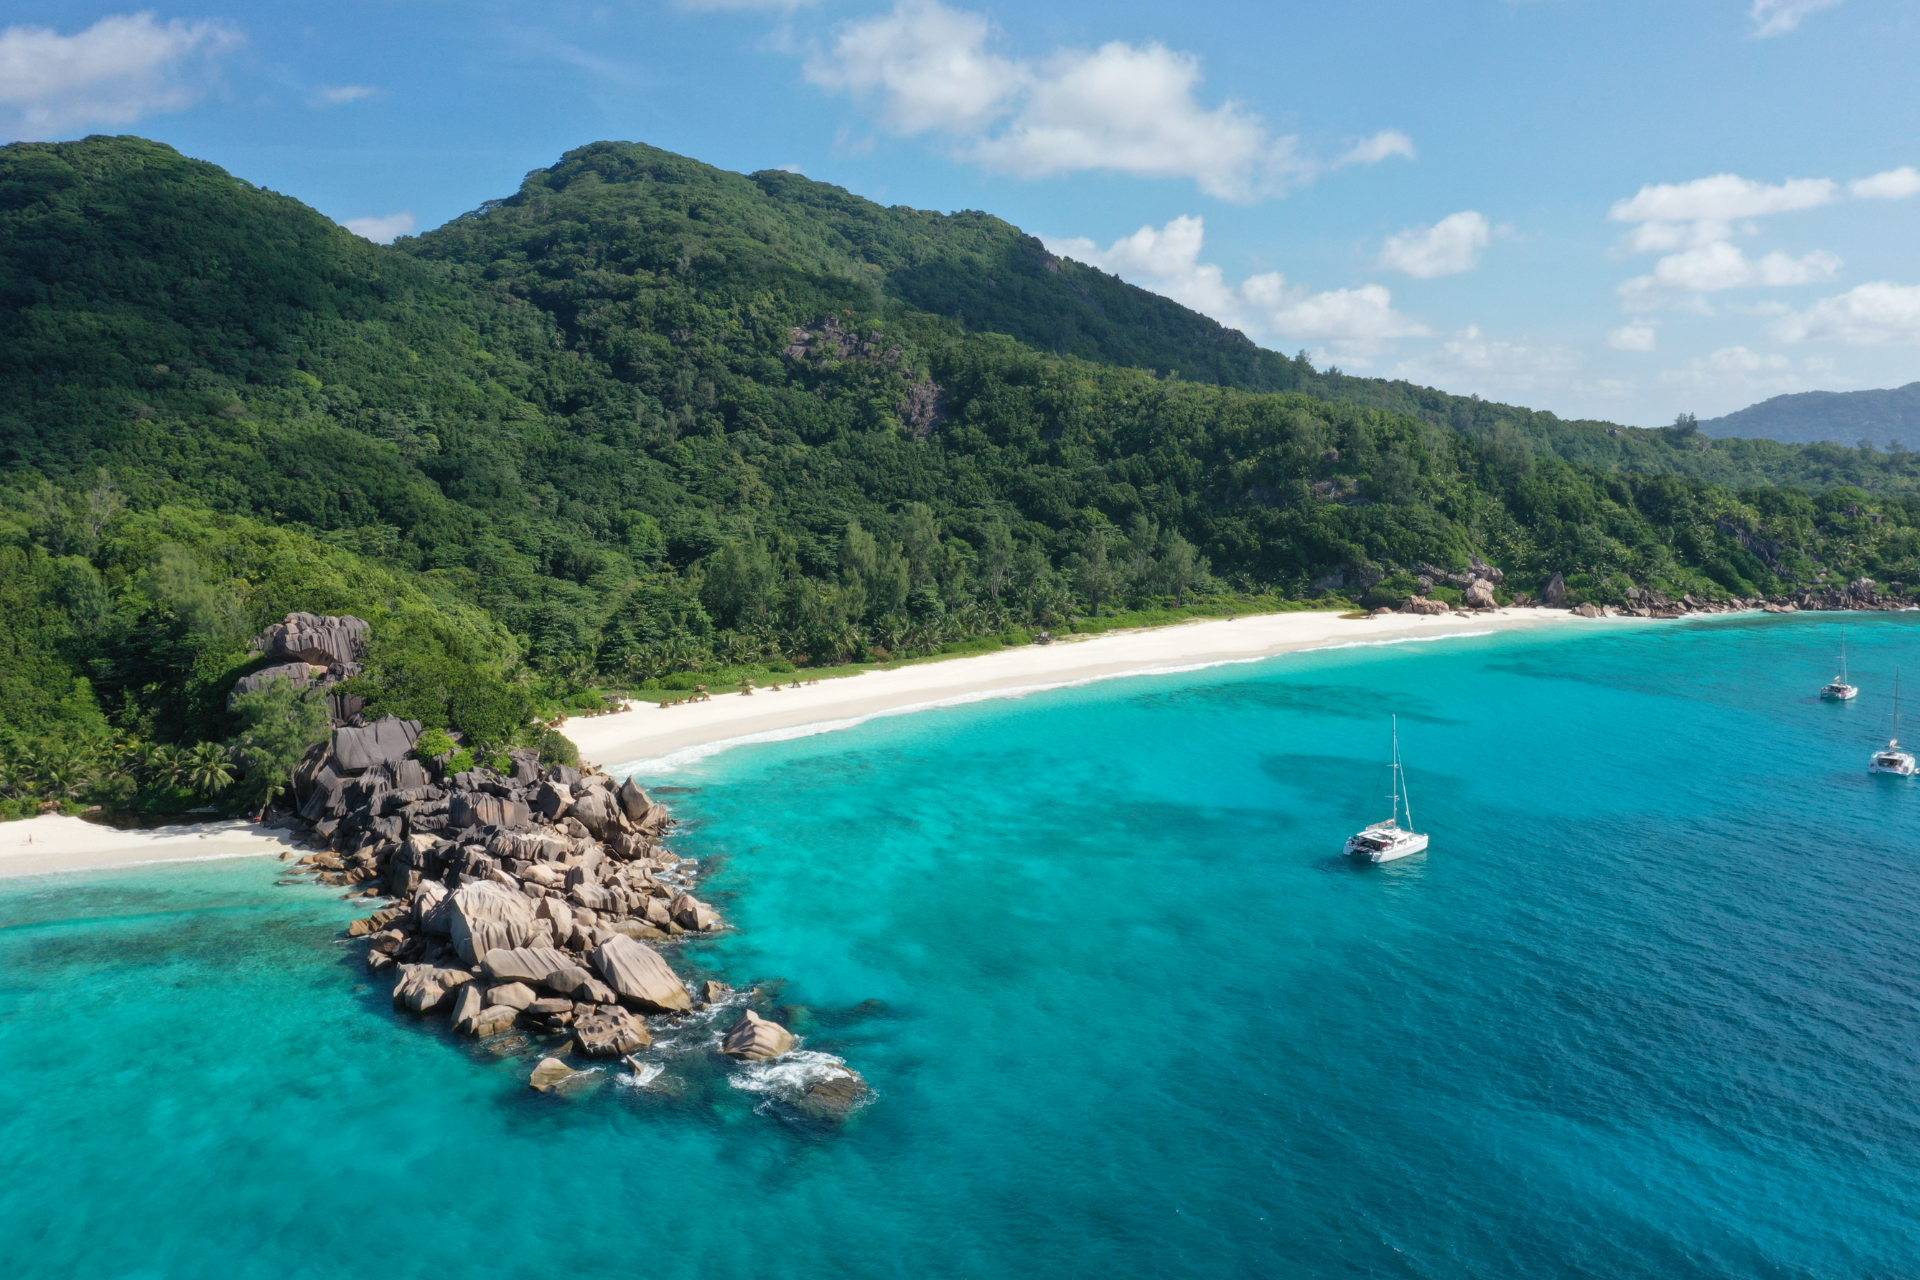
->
563 607 1585 773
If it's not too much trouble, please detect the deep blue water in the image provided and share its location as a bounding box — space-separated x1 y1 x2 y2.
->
4 614 1920 1279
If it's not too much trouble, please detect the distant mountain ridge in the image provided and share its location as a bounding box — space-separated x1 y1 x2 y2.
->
1701 383 1920 450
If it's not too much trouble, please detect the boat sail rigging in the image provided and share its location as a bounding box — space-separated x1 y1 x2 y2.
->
1822 628 1858 701
1869 668 1916 776
1345 716 1431 863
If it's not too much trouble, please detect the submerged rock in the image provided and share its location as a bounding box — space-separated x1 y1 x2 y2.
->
797 1071 868 1121
528 1057 578 1092
722 1010 797 1061
469 1004 519 1037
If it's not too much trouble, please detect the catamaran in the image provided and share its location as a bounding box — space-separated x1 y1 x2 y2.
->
1345 716 1430 863
1869 669 1916 776
1821 629 1858 700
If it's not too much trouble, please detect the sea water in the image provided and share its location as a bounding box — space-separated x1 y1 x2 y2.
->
4 614 1919 1279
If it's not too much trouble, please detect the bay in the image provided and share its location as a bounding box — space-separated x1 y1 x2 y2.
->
3 614 1918 1279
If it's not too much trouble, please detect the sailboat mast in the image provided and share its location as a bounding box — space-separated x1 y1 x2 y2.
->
1393 714 1413 830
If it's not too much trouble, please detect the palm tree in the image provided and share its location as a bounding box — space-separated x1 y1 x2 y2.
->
185 742 236 798
141 742 184 789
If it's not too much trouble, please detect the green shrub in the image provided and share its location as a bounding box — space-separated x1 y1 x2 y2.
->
535 728 579 767
414 727 456 760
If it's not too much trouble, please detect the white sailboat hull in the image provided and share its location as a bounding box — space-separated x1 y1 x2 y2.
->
1822 684 1857 701
1869 751 1916 776
1346 826 1430 863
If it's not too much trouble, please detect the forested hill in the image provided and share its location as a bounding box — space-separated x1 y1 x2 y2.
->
1701 383 1920 450
11 133 1920 814
407 139 1920 494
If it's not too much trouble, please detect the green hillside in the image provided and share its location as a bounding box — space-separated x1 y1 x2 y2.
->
1700 383 1920 450
6 134 1920 815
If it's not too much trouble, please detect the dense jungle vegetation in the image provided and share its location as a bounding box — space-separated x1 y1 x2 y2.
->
5 134 1919 815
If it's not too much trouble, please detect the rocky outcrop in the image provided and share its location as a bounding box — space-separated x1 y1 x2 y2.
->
590 936 692 1013
1541 572 1569 608
392 964 472 1014
277 614 866 1121
449 881 536 966
669 892 720 932
722 1009 798 1060
467 1004 518 1037
259 612 369 666
486 981 538 1010
333 717 423 772
616 779 651 822
231 613 370 719
1462 579 1497 609
480 946 571 986
1398 597 1451 616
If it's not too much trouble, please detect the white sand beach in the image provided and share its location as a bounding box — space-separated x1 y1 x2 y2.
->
0 607 1595 879
561 607 1586 774
0 814 297 880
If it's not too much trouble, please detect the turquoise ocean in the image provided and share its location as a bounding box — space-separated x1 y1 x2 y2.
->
5 614 1920 1279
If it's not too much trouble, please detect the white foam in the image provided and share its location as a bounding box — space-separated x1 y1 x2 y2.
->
611 626 1509 777
615 1061 665 1089
726 1049 854 1099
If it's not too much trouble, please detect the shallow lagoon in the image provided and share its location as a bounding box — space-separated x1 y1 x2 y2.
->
4 615 1919 1279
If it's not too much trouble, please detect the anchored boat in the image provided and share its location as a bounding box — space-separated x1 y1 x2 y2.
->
1346 716 1430 863
1869 669 1916 776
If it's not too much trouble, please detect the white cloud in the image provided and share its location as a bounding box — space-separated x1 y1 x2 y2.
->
1378 211 1491 278
1048 214 1425 360
804 0 1407 201
312 84 375 107
1390 326 1583 398
1771 282 1920 344
1749 0 1843 37
1254 281 1429 353
804 0 1019 134
679 0 816 8
342 212 416 244
1851 166 1920 200
1657 242 1840 291
0 12 241 139
1608 324 1657 351
1610 173 1837 224
1656 346 1805 401
1335 129 1415 167
966 41 1306 200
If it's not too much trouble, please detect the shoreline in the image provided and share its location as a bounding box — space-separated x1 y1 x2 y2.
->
0 814 297 880
0 604 1713 880
563 607 1591 775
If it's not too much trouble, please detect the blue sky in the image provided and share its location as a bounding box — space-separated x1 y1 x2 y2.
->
3 0 1917 426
